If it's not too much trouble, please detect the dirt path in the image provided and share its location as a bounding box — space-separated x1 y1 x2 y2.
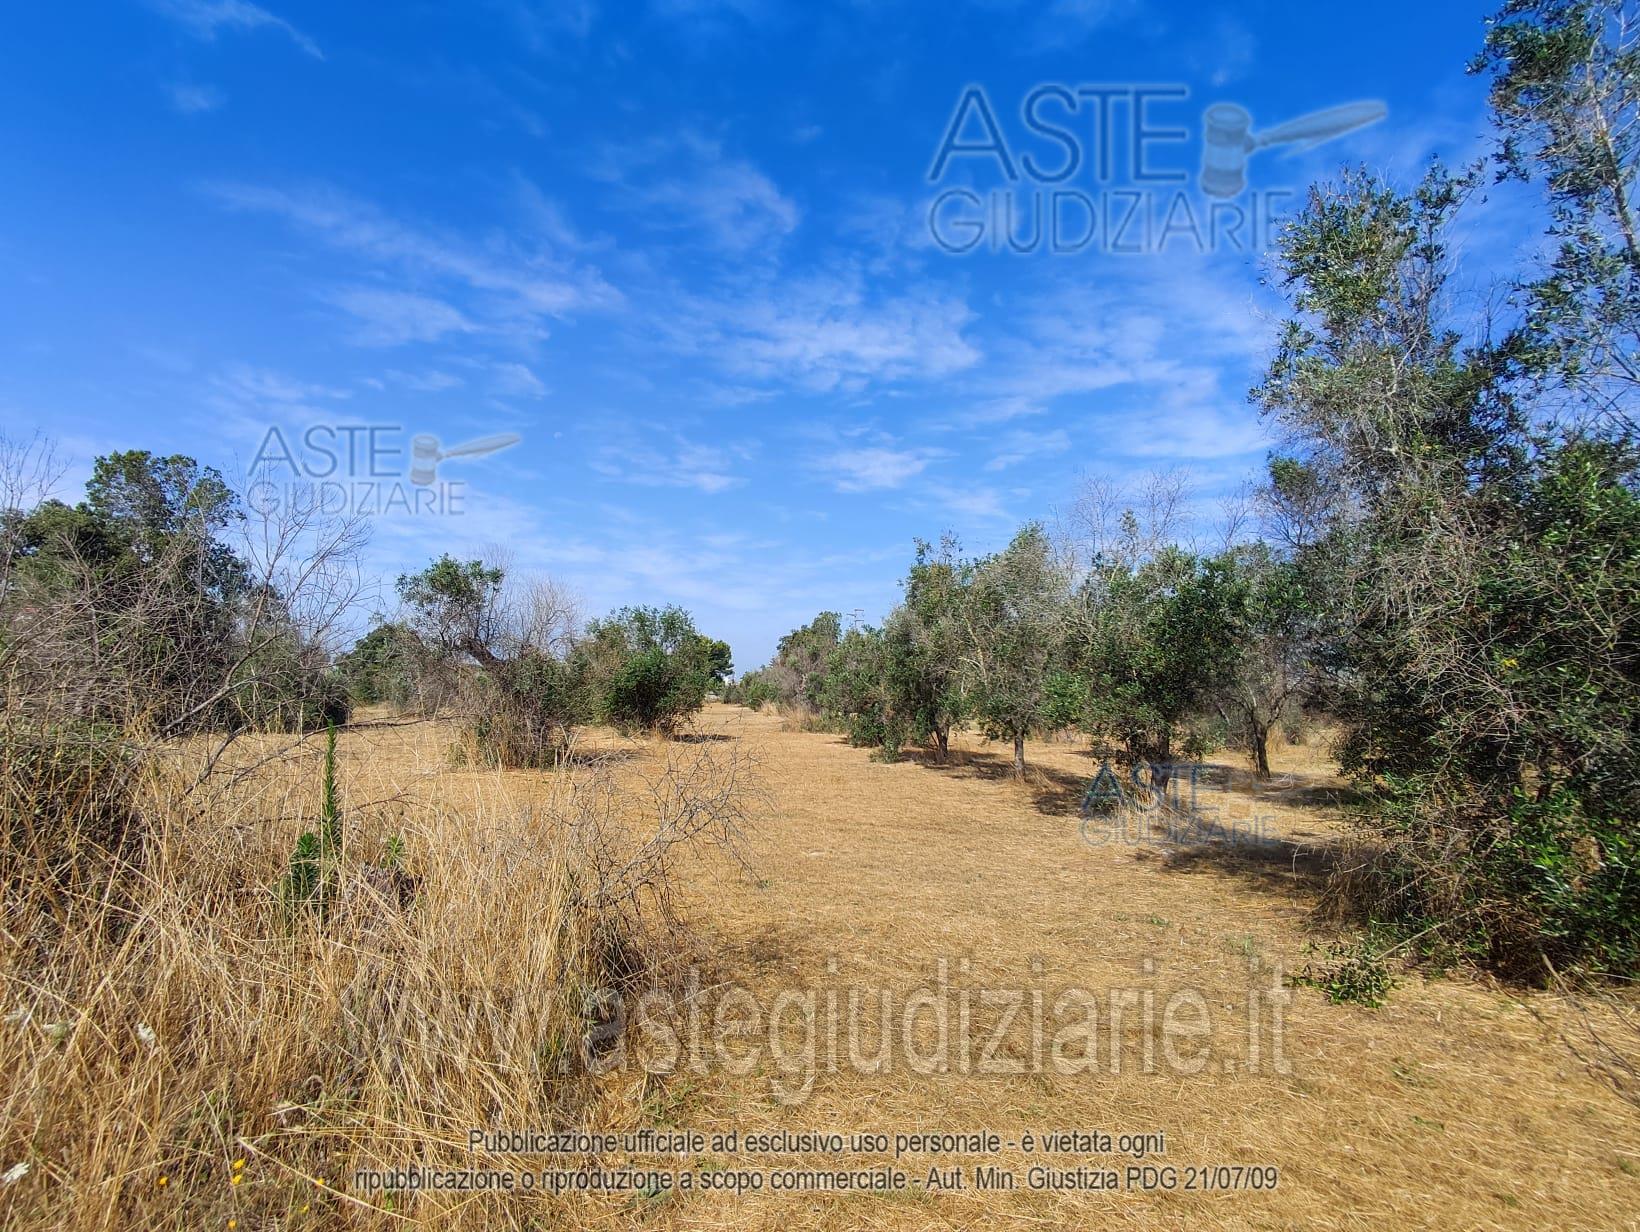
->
605 704 1640 1231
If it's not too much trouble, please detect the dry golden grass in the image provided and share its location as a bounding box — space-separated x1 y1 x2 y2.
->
623 707 1640 1231
0 718 733 1230
2 705 1636 1230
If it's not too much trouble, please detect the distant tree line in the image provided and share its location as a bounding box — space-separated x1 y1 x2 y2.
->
730 501 1315 788
338 554 731 765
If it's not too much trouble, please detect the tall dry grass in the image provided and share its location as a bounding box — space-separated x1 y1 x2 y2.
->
0 718 753 1230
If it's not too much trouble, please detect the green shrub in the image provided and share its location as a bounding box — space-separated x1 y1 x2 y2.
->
603 646 704 735
1297 933 1399 1007
729 671 779 711
581 606 719 736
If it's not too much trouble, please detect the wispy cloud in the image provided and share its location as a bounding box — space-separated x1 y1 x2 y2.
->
984 428 1071 470
149 0 323 59
213 364 352 406
923 481 1013 520
815 444 943 492
964 0 1143 52
327 288 476 347
670 268 980 393
937 265 1276 456
592 432 750 493
493 0 598 46
592 131 799 255
380 369 465 393
198 363 353 440
207 182 622 339
1202 13 1257 87
492 361 548 399
165 82 224 114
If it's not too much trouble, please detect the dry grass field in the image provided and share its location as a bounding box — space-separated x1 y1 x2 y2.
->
4 703 1636 1230
623 705 1640 1232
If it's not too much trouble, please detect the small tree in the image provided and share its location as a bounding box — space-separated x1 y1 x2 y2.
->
1069 547 1233 790
817 624 893 748
1256 145 1640 975
335 621 421 707
396 555 506 666
394 556 587 764
886 536 970 762
959 524 1067 778
1476 0 1640 427
760 611 842 711
1204 543 1319 779
580 605 724 735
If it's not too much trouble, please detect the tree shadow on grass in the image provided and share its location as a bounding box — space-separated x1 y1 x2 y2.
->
558 746 646 768
1151 830 1341 902
899 746 1091 816
900 742 1349 903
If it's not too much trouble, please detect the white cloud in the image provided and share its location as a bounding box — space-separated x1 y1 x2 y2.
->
492 362 548 399
382 369 465 393
149 0 323 59
934 265 1277 460
495 0 598 45
966 0 1143 52
924 482 1013 520
208 183 621 338
1204 14 1257 86
593 131 799 255
816 445 941 492
327 288 476 346
213 364 351 406
672 268 980 393
984 428 1071 470
592 434 749 493
166 83 224 114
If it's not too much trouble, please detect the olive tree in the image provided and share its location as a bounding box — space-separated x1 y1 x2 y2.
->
958 524 1068 778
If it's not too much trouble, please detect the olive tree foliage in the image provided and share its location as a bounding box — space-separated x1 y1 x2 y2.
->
1059 544 1236 790
957 524 1068 778
814 622 895 749
578 605 726 735
1202 542 1320 779
886 535 970 762
1476 0 1640 427
1044 472 1252 787
369 557 730 754
755 540 971 763
1256 152 1640 976
335 621 423 708
752 611 842 712
394 555 508 666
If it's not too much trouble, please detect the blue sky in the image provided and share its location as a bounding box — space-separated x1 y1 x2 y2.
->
0 0 1524 669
